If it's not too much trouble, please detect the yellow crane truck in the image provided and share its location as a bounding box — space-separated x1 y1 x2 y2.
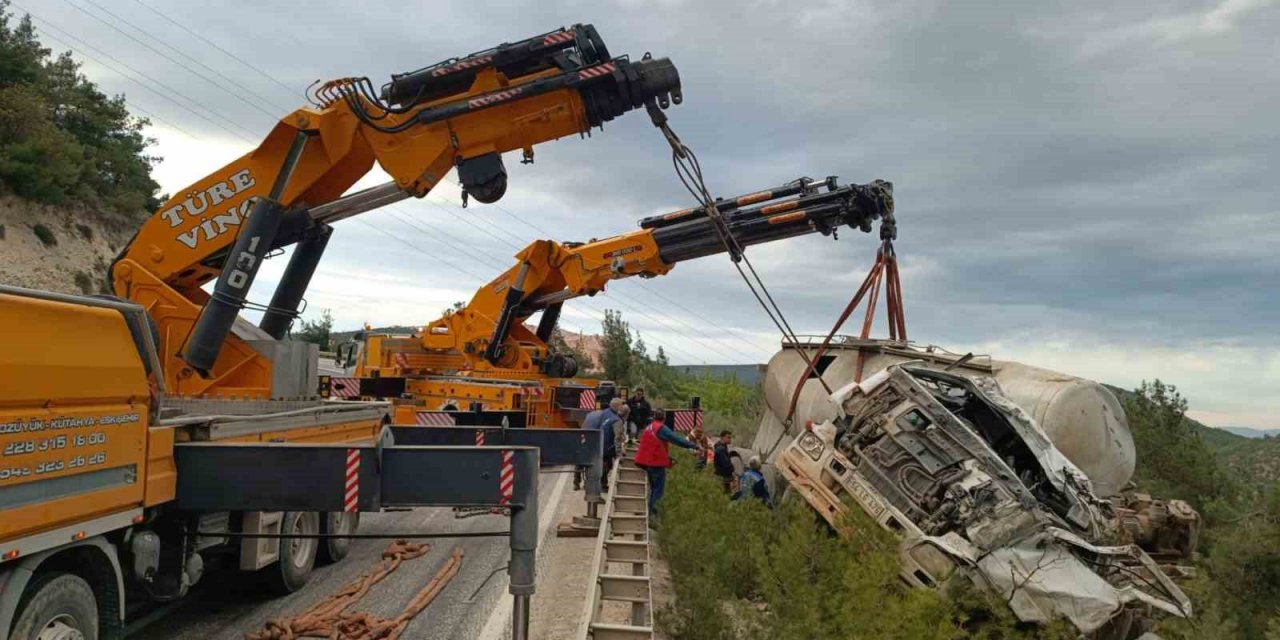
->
0 24 682 640
330 177 895 429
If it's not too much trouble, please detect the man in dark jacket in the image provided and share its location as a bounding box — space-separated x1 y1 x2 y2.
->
713 430 738 493
626 388 652 441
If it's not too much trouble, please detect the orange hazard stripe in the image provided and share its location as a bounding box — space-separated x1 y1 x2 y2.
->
766 211 807 225
736 191 773 206
662 207 698 220
760 200 800 215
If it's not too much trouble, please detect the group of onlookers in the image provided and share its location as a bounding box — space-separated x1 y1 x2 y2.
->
576 387 772 521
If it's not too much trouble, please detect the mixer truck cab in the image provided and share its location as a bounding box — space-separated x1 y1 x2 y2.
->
776 363 1191 637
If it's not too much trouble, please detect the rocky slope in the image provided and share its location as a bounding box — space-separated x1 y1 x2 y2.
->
0 194 143 295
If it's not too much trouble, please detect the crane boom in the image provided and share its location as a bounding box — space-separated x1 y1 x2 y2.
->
347 176 893 423
108 24 681 399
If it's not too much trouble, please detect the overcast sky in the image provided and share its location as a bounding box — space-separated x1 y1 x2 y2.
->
17 0 1279 427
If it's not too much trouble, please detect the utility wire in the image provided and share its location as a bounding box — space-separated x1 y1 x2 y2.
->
130 0 300 98
26 30 196 139
379 205 722 365
32 8 744 365
484 196 776 360
407 197 756 364
60 0 283 121
17 7 259 142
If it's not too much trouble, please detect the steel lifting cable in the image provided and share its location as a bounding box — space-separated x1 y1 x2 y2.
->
781 219 906 429
246 541 464 640
646 104 835 395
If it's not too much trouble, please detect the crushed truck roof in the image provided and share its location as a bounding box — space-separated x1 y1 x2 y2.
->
777 363 1191 636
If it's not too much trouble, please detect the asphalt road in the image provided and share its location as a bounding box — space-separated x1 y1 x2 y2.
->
132 469 572 640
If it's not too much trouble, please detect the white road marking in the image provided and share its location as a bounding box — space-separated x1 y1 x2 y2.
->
476 468 572 640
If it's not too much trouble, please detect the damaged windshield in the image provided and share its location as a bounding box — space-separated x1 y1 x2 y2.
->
902 367 1079 522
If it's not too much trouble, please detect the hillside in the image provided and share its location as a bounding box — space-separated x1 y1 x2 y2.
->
1218 436 1280 489
0 194 140 294
0 3 158 295
675 363 765 386
1223 426 1280 439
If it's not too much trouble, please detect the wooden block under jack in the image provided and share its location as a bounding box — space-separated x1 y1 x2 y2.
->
557 515 602 537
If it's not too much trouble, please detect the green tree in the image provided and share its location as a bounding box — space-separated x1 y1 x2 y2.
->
0 4 44 86
0 1 159 214
600 309 633 383
1125 380 1234 507
293 309 334 351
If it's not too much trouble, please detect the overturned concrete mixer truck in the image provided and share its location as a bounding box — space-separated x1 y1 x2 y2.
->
754 338 1198 639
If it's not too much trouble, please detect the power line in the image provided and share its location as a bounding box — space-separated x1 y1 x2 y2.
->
96 5 753 364
376 193 755 364
489 194 776 360
406 197 756 364
27 30 197 139
15 5 260 142
371 210 715 365
60 0 283 121
130 0 300 98
450 197 768 363
31 9 749 365
351 219 489 282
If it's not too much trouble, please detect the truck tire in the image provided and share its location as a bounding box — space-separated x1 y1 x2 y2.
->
267 511 319 594
8 573 98 640
318 511 359 564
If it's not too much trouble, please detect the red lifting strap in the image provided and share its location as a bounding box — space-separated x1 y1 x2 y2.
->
784 239 907 425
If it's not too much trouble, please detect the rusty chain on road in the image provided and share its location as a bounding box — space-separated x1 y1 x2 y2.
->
245 540 464 640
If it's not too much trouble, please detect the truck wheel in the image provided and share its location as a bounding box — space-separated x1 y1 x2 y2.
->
8 573 98 640
318 511 359 564
267 511 319 594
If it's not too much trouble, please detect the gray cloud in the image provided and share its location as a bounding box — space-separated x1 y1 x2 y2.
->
20 0 1280 422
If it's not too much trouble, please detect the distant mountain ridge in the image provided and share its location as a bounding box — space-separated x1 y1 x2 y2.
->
675 364 766 386
1222 426 1280 439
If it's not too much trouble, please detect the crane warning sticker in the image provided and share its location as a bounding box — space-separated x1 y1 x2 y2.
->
0 410 143 484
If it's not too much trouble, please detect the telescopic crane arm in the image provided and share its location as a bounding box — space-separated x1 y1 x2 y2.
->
108 24 681 398
416 177 894 376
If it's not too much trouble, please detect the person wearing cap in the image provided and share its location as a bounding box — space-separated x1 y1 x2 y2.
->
733 455 772 507
633 408 699 519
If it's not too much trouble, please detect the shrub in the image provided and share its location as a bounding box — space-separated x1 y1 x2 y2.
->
655 459 1071 639
31 222 55 246
73 270 92 294
293 309 334 350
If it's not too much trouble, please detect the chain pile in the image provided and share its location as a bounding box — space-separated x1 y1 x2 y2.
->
245 541 464 640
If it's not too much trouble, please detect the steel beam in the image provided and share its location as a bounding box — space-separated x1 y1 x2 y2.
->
390 425 605 505
173 439 539 639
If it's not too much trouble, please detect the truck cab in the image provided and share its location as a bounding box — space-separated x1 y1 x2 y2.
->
776 364 1191 638
0 287 382 640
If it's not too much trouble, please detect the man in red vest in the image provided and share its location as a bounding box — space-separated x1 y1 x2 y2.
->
634 409 699 520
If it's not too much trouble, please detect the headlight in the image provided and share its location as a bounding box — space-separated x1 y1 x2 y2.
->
798 431 824 461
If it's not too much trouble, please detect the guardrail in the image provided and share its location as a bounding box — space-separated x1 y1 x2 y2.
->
575 446 653 639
